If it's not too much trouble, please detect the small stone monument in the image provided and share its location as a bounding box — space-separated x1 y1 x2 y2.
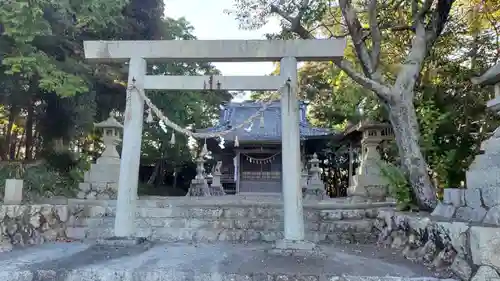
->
209 161 225 196
348 122 392 200
77 113 123 200
303 153 327 200
3 164 24 204
4 179 23 204
187 156 211 196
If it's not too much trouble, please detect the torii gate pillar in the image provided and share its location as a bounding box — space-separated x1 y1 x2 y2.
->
83 39 346 249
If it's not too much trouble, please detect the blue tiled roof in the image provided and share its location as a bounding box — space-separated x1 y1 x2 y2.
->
196 100 335 142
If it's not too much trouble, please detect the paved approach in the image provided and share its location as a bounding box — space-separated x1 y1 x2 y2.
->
0 241 457 281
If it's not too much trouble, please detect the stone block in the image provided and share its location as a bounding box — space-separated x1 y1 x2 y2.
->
76 191 86 199
467 168 500 190
482 187 500 208
55 205 69 222
273 239 316 251
430 202 456 219
450 255 472 281
209 185 225 196
470 226 500 271
443 188 465 207
187 180 211 196
88 163 120 184
95 236 148 246
435 221 470 257
471 265 500 281
406 216 431 235
83 171 91 182
3 179 23 204
349 174 388 199
484 206 500 225
303 188 327 201
465 188 483 208
469 153 500 170
320 210 343 221
107 182 119 192
78 182 91 193
455 206 487 222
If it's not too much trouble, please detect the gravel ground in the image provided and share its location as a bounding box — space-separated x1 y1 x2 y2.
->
0 241 457 281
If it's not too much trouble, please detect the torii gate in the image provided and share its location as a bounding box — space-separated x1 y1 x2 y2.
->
83 39 345 249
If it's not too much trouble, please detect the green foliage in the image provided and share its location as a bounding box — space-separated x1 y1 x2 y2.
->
236 0 500 205
0 161 85 201
0 0 128 97
0 0 228 178
377 160 414 211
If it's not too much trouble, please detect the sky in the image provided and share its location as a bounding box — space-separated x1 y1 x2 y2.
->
164 0 282 101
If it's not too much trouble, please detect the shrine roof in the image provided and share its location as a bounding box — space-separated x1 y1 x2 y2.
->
196 100 336 142
472 63 500 85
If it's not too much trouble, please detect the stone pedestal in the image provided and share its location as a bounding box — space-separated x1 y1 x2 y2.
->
432 74 500 223
436 113 500 221
187 156 211 196
466 128 500 192
462 95 500 219
348 123 391 201
303 153 327 200
95 237 148 246
209 161 225 196
270 239 324 257
209 178 225 196
188 179 211 196
77 114 123 200
78 164 120 200
3 179 23 204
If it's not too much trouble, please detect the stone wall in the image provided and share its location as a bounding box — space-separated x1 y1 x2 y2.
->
376 209 500 281
431 188 500 225
0 204 79 252
67 205 383 244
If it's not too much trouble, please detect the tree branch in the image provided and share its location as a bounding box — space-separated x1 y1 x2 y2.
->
269 0 392 101
333 58 392 99
425 0 455 44
368 0 382 70
416 0 434 21
338 0 377 78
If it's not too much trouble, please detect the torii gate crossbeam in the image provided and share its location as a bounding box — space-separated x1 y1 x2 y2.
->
83 39 346 250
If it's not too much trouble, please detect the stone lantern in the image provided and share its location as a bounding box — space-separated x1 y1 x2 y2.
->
303 153 327 200
186 155 211 196
348 121 394 200
77 113 123 200
94 113 123 165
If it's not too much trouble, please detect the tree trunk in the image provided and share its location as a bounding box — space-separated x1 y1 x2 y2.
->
387 95 437 210
147 161 160 185
173 167 178 189
15 130 25 160
4 106 17 160
9 130 18 160
25 100 34 160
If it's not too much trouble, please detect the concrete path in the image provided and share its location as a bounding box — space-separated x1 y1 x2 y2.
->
0 242 457 281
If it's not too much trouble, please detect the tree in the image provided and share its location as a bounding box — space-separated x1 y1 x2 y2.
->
0 0 231 197
227 0 462 209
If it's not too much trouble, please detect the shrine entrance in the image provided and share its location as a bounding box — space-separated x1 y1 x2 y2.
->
83 39 346 248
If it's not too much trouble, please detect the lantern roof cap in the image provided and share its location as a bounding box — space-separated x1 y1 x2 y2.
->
94 113 123 129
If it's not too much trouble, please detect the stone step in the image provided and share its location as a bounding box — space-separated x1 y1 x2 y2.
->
77 205 380 221
69 216 375 232
66 225 378 244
